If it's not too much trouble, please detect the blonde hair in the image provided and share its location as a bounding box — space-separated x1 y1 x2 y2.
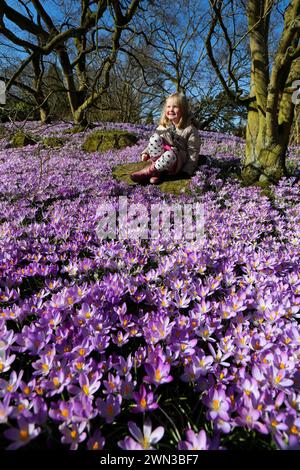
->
159 92 190 129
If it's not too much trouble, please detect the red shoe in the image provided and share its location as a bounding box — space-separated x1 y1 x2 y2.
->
130 162 160 184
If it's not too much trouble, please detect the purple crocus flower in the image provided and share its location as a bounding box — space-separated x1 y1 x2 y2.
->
103 372 121 395
178 428 217 450
96 394 122 423
59 421 87 450
87 430 105 450
266 366 294 390
120 376 136 399
236 406 268 434
4 416 41 449
203 386 231 421
144 356 173 387
49 400 74 422
0 369 23 396
118 418 164 450
132 385 158 413
0 395 13 424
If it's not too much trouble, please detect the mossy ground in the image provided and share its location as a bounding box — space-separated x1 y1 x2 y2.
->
0 126 8 138
112 161 192 195
10 132 39 147
42 137 66 148
82 130 138 153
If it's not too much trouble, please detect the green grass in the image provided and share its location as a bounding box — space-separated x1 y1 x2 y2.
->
112 162 192 195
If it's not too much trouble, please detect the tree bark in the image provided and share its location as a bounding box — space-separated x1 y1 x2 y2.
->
206 0 300 184
242 0 300 184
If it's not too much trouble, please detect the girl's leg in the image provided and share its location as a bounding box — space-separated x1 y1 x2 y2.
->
148 134 165 158
130 137 175 185
154 150 177 172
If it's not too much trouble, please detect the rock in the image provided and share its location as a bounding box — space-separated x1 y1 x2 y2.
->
10 131 38 147
42 137 66 148
82 130 138 153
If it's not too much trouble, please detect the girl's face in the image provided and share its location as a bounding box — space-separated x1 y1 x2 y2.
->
165 98 182 125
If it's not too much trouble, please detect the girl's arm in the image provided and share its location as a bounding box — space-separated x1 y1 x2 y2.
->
141 145 150 160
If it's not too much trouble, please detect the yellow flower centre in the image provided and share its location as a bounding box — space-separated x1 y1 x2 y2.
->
291 425 299 435
140 398 147 408
275 374 282 383
70 430 77 440
212 399 220 411
79 348 85 356
82 384 89 395
142 437 150 449
53 377 60 387
19 429 29 441
61 409 69 418
155 369 161 381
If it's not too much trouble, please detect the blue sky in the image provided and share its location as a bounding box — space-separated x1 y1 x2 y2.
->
0 0 294 105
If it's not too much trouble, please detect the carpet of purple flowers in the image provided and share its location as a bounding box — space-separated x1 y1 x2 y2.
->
1 121 300 450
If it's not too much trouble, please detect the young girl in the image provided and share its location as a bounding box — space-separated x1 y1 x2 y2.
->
130 92 201 184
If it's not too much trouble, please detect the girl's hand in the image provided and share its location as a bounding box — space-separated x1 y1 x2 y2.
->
142 153 150 161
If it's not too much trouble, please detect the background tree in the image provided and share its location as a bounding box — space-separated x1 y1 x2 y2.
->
206 0 300 183
0 0 141 126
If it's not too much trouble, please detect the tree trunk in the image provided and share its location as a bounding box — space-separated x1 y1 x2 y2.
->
39 104 51 123
73 108 88 128
241 0 299 185
242 101 287 184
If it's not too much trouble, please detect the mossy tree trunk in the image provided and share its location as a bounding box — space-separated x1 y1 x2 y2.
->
242 0 300 183
207 0 300 184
